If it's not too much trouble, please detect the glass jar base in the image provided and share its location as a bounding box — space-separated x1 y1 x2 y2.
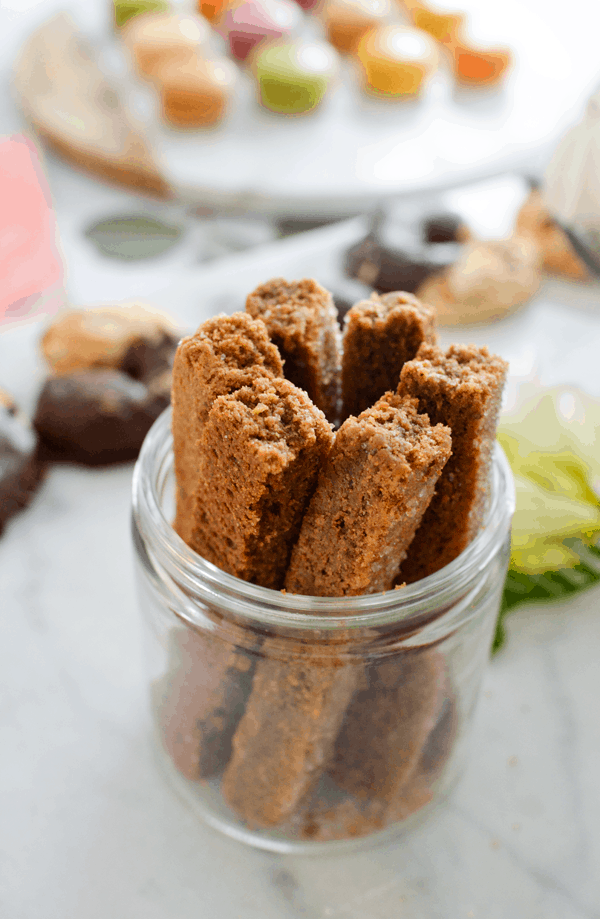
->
151 729 465 855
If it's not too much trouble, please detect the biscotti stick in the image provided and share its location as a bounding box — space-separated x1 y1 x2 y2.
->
327 648 445 803
398 344 508 583
285 393 452 597
341 292 436 420
220 395 451 829
246 278 342 423
161 372 332 781
221 639 358 829
172 312 283 544
155 623 257 781
193 377 333 587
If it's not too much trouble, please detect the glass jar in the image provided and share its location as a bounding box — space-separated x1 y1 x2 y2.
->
132 408 514 853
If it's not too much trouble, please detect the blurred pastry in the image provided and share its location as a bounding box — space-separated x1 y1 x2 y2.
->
356 24 437 96
113 0 169 30
422 212 469 244
416 236 541 325
452 41 511 87
153 54 237 127
253 39 338 113
404 0 462 45
322 0 389 55
345 213 461 293
399 0 511 87
41 302 179 377
515 188 590 281
217 0 302 62
13 14 169 197
198 0 231 23
121 12 212 80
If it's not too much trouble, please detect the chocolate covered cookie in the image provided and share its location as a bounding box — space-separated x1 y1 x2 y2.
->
0 391 45 535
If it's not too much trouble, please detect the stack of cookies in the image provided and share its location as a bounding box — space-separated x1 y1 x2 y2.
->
161 276 507 840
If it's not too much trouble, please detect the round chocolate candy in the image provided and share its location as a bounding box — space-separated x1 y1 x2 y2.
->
34 369 169 467
254 39 338 114
356 24 438 97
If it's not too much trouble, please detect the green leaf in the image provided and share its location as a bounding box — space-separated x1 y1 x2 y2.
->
492 539 600 654
85 215 183 261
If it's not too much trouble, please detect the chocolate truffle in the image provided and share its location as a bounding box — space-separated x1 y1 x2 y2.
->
34 369 168 466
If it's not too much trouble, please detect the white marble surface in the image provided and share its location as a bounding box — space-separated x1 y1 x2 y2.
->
2 206 600 918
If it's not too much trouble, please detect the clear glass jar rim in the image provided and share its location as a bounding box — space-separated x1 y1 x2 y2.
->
132 408 515 630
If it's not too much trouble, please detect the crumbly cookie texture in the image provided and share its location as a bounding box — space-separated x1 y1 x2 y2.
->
341 291 437 419
190 376 334 588
220 638 358 829
246 277 342 423
284 392 452 597
171 312 283 543
398 343 507 582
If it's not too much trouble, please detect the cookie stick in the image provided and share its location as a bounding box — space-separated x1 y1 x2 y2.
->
160 373 332 781
296 673 457 842
193 377 334 589
162 314 282 780
327 648 446 803
171 311 282 545
246 277 342 423
285 393 451 597
220 395 451 829
341 292 436 421
398 344 508 583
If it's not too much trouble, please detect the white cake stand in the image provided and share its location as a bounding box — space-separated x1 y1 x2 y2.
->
144 0 583 216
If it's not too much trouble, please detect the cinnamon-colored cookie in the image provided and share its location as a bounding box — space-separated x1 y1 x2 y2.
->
285 392 451 597
221 637 358 829
398 343 507 582
341 291 436 420
191 376 333 587
246 277 342 423
328 648 445 802
171 312 283 544
155 622 258 780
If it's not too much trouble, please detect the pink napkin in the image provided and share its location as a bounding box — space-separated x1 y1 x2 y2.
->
0 134 64 328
